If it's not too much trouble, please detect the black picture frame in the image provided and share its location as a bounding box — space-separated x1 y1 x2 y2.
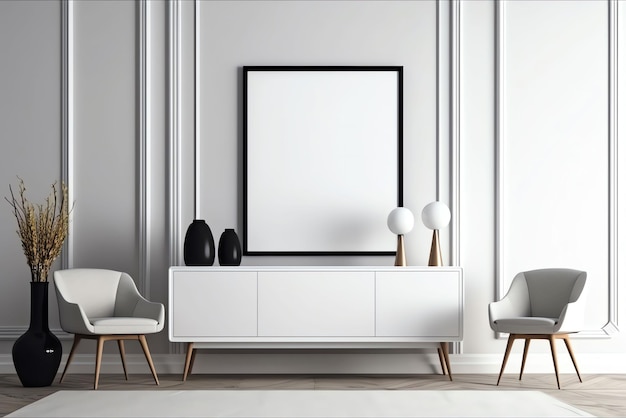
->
243 66 403 256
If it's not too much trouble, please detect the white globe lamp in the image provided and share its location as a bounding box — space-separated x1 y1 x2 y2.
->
421 201 451 266
387 207 414 266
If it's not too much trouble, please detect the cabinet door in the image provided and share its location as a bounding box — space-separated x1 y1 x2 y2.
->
375 270 462 338
171 271 257 338
258 271 375 337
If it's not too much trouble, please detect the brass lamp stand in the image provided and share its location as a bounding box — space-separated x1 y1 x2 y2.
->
395 235 407 266
428 229 443 266
421 201 450 267
387 207 414 267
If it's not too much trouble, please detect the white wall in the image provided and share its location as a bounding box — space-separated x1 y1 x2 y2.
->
194 0 438 265
72 1 138 275
0 0 624 375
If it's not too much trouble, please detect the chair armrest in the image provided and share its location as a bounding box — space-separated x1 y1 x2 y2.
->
556 299 586 333
489 298 526 327
56 295 95 335
133 298 165 325
488 275 531 331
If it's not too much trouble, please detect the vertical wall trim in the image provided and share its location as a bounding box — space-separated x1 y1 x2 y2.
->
436 0 459 274
495 0 618 337
61 0 74 269
435 1 443 200
138 0 150 296
607 0 619 333
449 0 461 355
437 0 461 354
495 0 504 305
168 0 181 267
168 0 183 355
435 1 441 202
450 0 461 269
194 0 200 219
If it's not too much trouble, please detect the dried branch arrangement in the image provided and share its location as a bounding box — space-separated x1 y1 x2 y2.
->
5 178 70 282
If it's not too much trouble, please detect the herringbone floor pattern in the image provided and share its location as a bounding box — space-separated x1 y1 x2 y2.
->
1 373 625 417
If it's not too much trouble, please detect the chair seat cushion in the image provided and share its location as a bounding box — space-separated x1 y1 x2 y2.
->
492 317 558 334
90 317 160 334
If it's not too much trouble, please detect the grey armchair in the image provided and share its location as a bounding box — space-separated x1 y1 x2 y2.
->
488 268 586 389
53 269 164 389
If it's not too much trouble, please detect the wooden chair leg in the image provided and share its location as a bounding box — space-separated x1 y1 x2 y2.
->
520 338 531 380
549 334 561 390
60 334 82 383
439 342 453 381
138 335 159 386
562 334 583 383
117 340 128 380
94 336 105 390
497 334 516 385
183 342 195 382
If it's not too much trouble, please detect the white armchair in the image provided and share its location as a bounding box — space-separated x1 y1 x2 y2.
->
488 268 586 389
53 269 165 389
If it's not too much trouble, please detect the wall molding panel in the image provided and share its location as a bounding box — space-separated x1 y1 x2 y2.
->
607 0 619 334
60 0 152 292
168 0 184 355
0 0 156 342
168 0 182 269
436 0 462 353
61 0 74 270
436 0 461 271
449 0 461 271
137 0 151 297
495 0 618 337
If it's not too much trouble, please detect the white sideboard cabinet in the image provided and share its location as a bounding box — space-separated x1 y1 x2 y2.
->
168 266 463 380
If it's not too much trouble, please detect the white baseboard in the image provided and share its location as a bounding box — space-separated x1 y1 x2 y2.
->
1 352 625 375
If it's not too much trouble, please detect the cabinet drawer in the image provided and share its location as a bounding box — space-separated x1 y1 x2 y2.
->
171 271 257 338
258 271 375 337
375 271 462 338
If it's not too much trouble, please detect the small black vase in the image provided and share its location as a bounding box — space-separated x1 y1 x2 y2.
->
12 282 62 387
218 228 242 266
183 219 215 266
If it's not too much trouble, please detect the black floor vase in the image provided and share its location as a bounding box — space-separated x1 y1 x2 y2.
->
184 219 216 266
218 228 242 266
12 281 62 387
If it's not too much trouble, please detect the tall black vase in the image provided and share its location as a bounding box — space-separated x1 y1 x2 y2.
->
218 228 242 266
183 219 215 266
12 282 62 387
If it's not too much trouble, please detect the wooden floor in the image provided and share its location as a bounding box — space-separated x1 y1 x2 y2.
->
2 373 626 417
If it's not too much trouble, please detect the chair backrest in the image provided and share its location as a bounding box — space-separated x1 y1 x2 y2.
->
53 269 138 318
522 268 586 318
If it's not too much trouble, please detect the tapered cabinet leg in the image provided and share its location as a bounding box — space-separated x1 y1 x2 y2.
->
497 334 516 386
189 347 197 374
439 342 452 381
183 343 195 382
437 347 448 376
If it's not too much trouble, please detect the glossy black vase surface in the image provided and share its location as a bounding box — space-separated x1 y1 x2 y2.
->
184 219 215 266
218 228 242 266
12 282 62 387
